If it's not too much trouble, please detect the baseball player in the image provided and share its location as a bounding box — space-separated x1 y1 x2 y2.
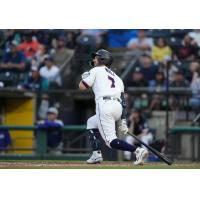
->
79 49 148 165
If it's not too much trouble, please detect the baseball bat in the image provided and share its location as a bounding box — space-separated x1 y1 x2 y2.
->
127 132 173 165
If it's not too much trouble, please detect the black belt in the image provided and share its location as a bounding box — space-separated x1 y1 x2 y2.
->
102 97 120 102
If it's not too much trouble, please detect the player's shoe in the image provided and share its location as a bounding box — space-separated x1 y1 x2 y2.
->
133 147 148 165
87 151 103 164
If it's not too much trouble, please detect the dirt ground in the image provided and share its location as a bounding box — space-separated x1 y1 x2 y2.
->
0 161 132 169
0 160 200 169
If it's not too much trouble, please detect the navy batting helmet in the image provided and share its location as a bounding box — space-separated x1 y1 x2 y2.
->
90 49 113 67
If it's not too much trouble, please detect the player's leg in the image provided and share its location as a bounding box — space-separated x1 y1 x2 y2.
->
86 115 103 164
96 100 148 165
124 135 135 161
105 129 148 165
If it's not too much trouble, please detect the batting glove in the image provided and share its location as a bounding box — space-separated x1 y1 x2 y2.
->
117 119 129 135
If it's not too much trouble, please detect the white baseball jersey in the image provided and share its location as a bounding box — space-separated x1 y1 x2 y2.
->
83 65 124 144
82 66 124 100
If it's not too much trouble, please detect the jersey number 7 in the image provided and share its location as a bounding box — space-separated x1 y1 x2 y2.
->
108 75 115 88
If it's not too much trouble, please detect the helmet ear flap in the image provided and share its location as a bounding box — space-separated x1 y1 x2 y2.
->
105 56 113 67
99 56 113 67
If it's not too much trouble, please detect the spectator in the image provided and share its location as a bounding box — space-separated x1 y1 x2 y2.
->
170 68 189 87
162 60 181 82
0 40 26 71
18 32 40 60
125 67 148 109
81 29 107 48
66 31 78 49
19 66 49 91
139 54 158 82
4 29 21 45
151 37 172 63
173 34 198 61
124 108 153 161
51 37 74 68
169 68 190 109
0 116 12 154
186 61 200 82
189 69 200 112
189 29 200 48
34 45 49 67
39 56 61 88
125 66 148 87
18 66 50 120
31 29 50 46
37 107 64 155
147 68 167 111
0 40 26 86
127 29 153 54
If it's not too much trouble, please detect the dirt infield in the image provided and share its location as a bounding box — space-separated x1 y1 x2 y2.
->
0 161 132 169
0 160 200 169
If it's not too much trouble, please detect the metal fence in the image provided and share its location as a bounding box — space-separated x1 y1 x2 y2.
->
0 125 88 160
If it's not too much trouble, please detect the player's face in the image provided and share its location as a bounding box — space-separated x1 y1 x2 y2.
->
93 56 99 66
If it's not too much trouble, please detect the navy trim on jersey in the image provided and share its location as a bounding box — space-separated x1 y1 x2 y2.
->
82 80 89 88
105 67 115 76
97 102 108 142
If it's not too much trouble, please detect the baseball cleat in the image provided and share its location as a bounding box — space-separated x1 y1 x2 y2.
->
87 151 103 164
133 147 148 165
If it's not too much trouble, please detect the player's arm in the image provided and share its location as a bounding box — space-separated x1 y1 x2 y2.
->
117 92 129 135
79 69 96 90
79 80 88 90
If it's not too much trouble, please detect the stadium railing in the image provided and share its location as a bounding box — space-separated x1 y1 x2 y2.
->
170 126 200 161
0 125 87 160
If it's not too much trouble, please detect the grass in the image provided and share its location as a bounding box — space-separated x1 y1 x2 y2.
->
0 160 200 169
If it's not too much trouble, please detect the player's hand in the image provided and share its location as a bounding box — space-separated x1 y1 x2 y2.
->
117 119 129 135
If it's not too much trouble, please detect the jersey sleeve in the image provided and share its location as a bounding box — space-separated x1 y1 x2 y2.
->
121 79 125 92
82 68 96 88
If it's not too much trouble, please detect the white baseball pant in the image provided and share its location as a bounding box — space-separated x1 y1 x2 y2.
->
87 99 122 146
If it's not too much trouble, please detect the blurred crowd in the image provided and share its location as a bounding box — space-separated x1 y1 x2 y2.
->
1 29 200 156
123 29 200 114
0 29 200 114
0 29 200 118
